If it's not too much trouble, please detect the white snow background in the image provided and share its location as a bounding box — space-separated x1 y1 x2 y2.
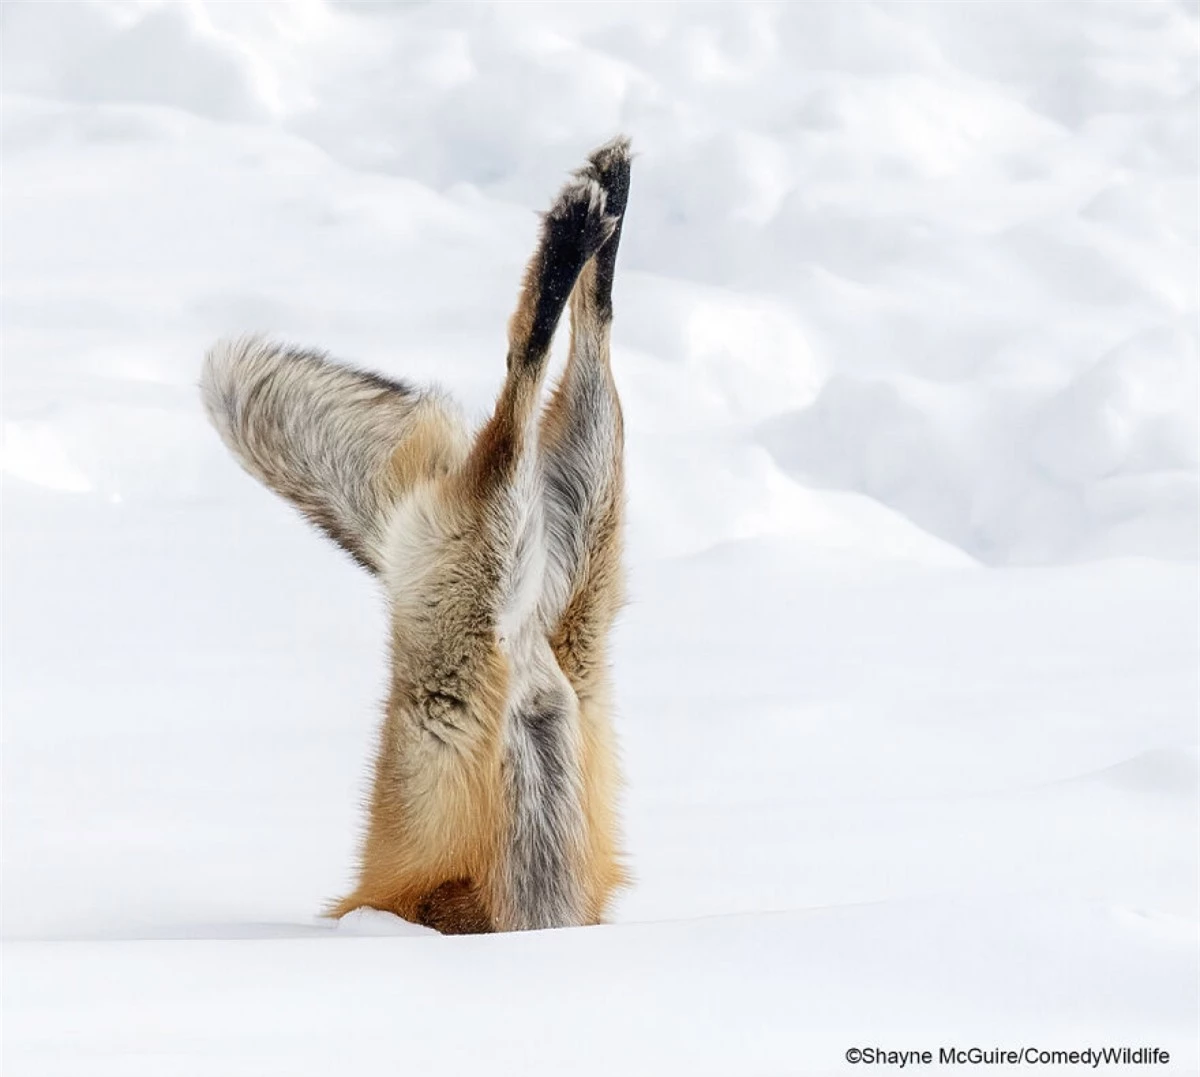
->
2 2 1197 1074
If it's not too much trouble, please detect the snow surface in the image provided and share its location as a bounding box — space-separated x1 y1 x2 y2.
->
2 2 1197 1073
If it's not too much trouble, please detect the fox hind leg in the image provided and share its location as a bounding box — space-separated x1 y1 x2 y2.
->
335 171 618 934
538 137 634 924
482 171 621 931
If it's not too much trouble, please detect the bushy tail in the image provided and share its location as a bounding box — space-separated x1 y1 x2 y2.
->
201 335 427 572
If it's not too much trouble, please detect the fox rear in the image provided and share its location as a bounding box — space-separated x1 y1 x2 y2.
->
200 138 634 932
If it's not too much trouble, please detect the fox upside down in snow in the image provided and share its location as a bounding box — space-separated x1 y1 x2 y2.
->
200 139 633 933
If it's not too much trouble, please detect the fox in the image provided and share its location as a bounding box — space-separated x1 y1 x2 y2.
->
200 138 633 933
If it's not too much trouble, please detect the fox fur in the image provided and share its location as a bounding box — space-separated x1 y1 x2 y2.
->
200 138 633 932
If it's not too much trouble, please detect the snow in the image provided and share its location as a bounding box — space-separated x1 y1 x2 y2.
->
2 1 1196 1073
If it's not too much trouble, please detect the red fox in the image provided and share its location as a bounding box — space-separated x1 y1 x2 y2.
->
201 138 632 932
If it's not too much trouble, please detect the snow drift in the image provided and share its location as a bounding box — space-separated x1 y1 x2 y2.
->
2 2 1196 1073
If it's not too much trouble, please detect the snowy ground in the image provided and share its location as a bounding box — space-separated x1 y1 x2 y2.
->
2 2 1197 1074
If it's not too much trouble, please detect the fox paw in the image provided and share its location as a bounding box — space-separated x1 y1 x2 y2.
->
543 176 619 268
577 135 632 221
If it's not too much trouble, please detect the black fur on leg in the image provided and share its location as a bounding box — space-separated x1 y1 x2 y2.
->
521 178 618 366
